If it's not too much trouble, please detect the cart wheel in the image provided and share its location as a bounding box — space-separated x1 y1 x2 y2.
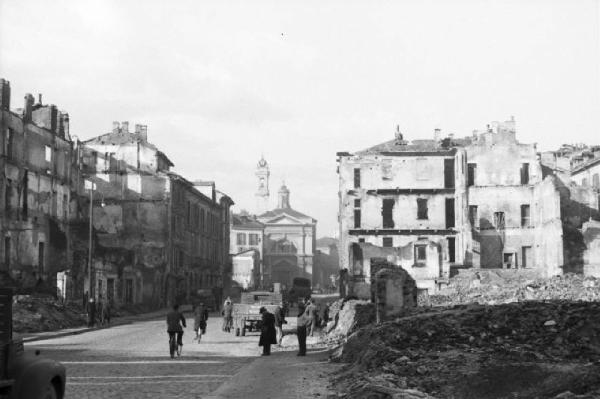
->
235 327 240 336
241 327 246 336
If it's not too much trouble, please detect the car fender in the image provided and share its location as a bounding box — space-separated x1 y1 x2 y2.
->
9 355 66 399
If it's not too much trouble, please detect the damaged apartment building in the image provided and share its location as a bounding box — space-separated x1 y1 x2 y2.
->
541 144 600 275
337 118 564 297
0 79 83 296
79 122 233 307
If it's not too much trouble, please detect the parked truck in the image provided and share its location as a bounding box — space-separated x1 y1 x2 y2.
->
232 291 282 337
0 288 66 399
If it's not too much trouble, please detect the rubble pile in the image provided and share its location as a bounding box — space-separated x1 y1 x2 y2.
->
326 299 375 339
430 271 600 306
330 301 600 398
13 295 86 333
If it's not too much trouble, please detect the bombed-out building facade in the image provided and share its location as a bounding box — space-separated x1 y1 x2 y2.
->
338 118 565 297
81 123 233 307
0 77 234 308
0 79 84 297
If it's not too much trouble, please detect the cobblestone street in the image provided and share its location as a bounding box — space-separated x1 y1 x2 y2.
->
26 314 261 398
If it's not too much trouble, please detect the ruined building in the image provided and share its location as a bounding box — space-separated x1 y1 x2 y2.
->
337 127 470 296
542 144 600 275
0 79 83 296
465 119 563 275
80 122 233 307
337 119 564 297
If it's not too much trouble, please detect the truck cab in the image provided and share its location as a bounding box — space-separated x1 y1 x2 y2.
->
0 288 66 399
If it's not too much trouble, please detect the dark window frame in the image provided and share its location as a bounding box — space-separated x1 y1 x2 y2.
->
521 204 531 227
414 244 427 266
417 198 428 220
353 168 361 188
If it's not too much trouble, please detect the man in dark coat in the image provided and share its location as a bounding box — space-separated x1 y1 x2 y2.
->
258 307 277 356
86 297 96 327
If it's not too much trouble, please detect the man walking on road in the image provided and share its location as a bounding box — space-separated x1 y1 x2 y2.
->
222 297 233 332
296 306 311 356
274 302 286 345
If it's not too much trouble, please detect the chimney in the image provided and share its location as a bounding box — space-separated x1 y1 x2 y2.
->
121 121 129 133
38 93 42 105
62 113 70 139
23 93 35 121
0 79 10 110
138 125 147 142
434 128 441 141
112 121 120 133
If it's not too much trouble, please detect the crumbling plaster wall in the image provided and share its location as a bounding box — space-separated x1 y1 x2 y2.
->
1 107 76 289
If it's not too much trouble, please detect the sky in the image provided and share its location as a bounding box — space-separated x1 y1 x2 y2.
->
1 0 599 237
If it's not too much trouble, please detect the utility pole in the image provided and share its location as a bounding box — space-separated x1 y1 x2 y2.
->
88 184 94 300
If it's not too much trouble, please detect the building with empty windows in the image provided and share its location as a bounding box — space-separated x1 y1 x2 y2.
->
337 119 565 297
465 119 563 275
80 122 233 307
336 128 470 296
0 79 83 297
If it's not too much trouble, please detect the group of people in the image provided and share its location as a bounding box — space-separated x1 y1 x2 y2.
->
258 297 330 357
85 294 111 328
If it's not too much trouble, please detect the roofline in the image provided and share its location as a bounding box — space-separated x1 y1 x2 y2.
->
572 157 600 175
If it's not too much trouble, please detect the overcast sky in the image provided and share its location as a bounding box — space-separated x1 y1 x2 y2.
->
1 0 599 237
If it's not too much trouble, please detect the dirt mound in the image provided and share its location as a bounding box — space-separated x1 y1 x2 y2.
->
13 295 87 333
331 301 600 398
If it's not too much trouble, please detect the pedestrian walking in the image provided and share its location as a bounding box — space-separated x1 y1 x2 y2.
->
274 302 287 345
258 307 276 356
96 296 103 325
222 297 233 332
86 297 96 327
101 297 111 326
304 299 317 336
193 302 209 343
296 306 311 356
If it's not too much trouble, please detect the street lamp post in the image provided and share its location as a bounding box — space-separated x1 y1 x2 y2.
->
87 182 94 301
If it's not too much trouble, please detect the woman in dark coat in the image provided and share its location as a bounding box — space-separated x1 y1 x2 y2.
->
258 307 277 356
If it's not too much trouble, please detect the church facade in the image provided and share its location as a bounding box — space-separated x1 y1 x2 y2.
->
251 157 317 289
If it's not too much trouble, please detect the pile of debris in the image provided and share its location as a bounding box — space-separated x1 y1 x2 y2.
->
430 271 600 306
330 301 600 398
13 295 86 333
326 299 375 340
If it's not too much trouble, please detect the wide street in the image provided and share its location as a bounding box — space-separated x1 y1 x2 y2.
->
25 314 295 399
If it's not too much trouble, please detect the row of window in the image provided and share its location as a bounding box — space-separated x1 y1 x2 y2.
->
3 237 45 273
468 205 531 229
184 200 220 235
580 173 600 189
4 177 69 220
236 233 260 246
353 159 456 189
351 162 531 188
360 236 457 264
353 198 455 229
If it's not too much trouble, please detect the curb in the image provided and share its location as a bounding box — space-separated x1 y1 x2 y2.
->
20 311 166 343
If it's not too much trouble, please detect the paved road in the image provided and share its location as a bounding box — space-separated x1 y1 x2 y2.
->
27 314 261 399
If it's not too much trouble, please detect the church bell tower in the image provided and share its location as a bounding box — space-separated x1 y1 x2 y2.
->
255 155 270 214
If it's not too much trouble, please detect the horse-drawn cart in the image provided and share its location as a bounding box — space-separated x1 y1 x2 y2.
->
232 291 281 336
